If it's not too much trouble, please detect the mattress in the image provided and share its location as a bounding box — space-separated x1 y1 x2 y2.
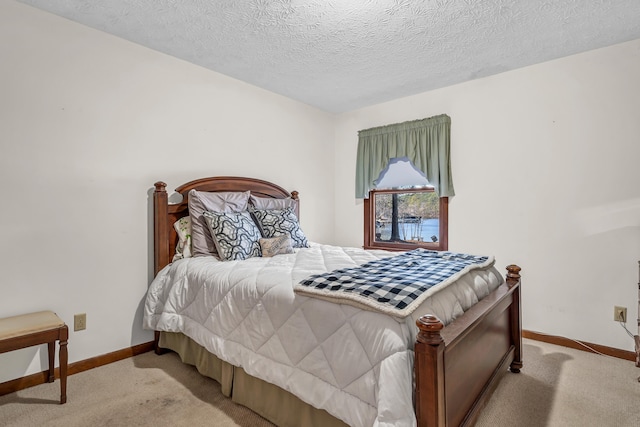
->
143 243 503 427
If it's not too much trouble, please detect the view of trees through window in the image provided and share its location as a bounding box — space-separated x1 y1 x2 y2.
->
373 190 440 244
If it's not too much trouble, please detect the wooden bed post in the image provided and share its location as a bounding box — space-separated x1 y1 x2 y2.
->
415 315 445 427
291 191 300 219
154 182 170 276
506 264 523 373
153 182 170 356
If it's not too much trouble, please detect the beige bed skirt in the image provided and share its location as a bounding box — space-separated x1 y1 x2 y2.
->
159 332 348 427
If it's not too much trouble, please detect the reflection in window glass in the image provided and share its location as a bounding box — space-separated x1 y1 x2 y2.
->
373 191 440 244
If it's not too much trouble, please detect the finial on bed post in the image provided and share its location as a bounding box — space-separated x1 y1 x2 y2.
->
154 181 167 193
506 264 521 287
416 315 444 345
290 190 299 200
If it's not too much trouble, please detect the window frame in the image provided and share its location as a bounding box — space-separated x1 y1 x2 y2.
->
363 188 448 252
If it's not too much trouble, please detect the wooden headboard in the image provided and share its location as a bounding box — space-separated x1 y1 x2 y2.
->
153 176 299 275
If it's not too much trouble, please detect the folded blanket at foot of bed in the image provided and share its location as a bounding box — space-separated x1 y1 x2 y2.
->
294 249 494 318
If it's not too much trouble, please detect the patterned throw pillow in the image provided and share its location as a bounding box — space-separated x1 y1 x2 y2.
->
203 211 261 261
259 235 294 257
172 216 192 261
250 207 309 248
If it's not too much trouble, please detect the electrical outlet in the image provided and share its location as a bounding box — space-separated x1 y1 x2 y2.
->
74 313 86 331
613 306 627 323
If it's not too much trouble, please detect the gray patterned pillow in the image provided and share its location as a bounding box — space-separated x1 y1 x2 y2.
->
259 236 294 257
251 207 309 248
203 211 261 261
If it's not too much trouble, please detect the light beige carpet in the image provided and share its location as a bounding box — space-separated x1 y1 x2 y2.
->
1 339 639 426
0 350 274 427
476 339 640 427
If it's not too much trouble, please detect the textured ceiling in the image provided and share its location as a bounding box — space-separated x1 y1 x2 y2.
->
18 0 640 113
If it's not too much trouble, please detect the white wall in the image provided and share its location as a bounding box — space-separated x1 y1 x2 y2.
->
335 39 640 352
0 1 335 383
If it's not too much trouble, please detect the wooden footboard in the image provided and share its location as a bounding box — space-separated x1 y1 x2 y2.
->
415 265 522 427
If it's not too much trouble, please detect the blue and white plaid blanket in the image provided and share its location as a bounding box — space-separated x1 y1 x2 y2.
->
294 249 494 318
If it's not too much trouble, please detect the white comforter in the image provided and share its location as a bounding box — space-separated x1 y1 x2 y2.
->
143 243 503 427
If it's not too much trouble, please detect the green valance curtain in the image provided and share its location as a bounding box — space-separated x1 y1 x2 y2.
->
355 114 454 199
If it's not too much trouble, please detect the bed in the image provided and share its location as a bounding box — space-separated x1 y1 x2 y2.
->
145 176 522 427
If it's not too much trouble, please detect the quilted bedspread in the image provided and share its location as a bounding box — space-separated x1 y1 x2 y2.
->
143 243 502 427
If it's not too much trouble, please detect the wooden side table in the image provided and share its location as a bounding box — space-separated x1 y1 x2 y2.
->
0 311 68 404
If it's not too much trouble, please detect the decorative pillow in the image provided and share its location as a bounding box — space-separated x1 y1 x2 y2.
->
259 235 294 257
188 190 250 258
249 194 298 211
203 211 261 261
172 216 192 261
250 207 309 248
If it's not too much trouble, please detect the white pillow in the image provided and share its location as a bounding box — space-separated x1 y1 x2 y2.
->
259 235 294 257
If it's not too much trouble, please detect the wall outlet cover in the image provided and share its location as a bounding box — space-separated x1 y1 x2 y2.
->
74 313 86 331
613 306 627 323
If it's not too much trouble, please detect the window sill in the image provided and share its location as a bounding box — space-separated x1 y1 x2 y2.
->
364 242 446 252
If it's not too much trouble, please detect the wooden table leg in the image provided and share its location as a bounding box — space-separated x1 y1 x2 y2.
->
59 325 68 404
47 341 55 383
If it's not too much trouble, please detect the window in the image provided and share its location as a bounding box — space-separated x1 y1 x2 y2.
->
356 115 453 252
364 184 448 252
